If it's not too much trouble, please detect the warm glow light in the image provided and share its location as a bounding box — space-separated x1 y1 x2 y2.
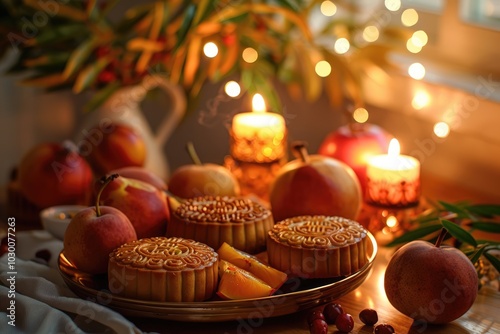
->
353 107 369 123
385 0 401 11
320 0 337 16
334 38 350 54
412 90 430 109
386 215 398 228
434 121 450 138
224 81 241 97
242 47 258 63
408 63 426 80
315 60 332 77
406 38 422 53
362 25 380 42
203 42 218 58
388 138 400 157
401 8 419 26
252 93 266 113
411 30 428 47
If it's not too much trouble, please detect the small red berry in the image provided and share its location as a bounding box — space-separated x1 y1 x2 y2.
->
309 318 328 334
335 313 354 333
359 308 378 326
307 309 325 324
374 323 395 334
323 302 344 324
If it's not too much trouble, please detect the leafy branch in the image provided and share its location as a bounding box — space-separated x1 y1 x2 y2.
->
386 201 500 275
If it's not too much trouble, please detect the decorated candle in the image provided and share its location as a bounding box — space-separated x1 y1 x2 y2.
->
230 94 287 163
365 138 420 207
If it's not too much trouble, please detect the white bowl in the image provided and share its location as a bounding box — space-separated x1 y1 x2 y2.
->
40 205 87 240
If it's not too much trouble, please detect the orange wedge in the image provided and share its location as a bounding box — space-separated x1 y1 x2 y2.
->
217 260 275 300
217 242 288 290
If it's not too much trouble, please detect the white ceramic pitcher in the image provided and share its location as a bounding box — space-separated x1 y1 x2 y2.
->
77 75 186 180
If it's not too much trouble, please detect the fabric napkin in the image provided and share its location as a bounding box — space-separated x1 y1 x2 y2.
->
0 231 145 334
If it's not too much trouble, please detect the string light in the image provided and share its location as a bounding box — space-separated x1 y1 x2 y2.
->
224 81 241 97
401 8 419 27
353 107 369 123
408 63 425 80
385 0 401 12
334 38 350 54
203 42 218 58
320 0 337 16
315 60 331 77
362 26 380 43
242 47 258 63
434 122 450 138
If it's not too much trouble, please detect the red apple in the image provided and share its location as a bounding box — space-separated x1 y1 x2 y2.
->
82 123 146 175
384 229 478 327
110 166 167 190
168 142 240 198
318 123 392 193
17 142 93 208
269 142 362 222
63 174 137 274
99 174 169 238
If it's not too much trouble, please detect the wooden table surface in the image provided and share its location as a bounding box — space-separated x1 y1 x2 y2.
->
131 245 500 334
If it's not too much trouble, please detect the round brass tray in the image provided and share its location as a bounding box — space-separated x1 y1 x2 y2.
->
58 232 377 322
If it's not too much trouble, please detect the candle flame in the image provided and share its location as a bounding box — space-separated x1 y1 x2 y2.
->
388 138 400 157
252 94 266 113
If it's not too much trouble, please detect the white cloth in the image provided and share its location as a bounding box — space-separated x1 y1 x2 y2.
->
0 231 144 334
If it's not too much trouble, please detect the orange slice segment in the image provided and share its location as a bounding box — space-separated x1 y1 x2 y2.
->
217 242 288 290
217 260 275 300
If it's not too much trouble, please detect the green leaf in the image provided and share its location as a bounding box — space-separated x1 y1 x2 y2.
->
466 204 500 217
477 240 500 245
468 244 488 265
468 222 500 234
83 82 121 113
439 201 471 218
385 223 442 247
32 24 86 46
192 0 217 26
63 37 98 80
175 4 196 51
72 56 112 93
484 251 500 274
441 219 478 247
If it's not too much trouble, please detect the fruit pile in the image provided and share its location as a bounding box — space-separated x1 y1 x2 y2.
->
307 303 395 334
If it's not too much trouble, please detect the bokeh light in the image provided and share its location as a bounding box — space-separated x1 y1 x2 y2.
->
320 0 337 16
406 38 423 53
363 26 380 43
434 121 450 138
408 63 426 80
315 60 332 77
353 107 369 123
203 42 218 58
411 30 428 47
385 0 401 11
411 90 430 109
401 8 419 26
224 81 241 97
242 47 258 63
334 38 350 54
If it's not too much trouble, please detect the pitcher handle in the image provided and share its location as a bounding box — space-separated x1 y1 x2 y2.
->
141 75 187 146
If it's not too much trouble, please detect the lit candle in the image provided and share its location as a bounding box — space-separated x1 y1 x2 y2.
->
365 138 420 207
230 94 287 163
